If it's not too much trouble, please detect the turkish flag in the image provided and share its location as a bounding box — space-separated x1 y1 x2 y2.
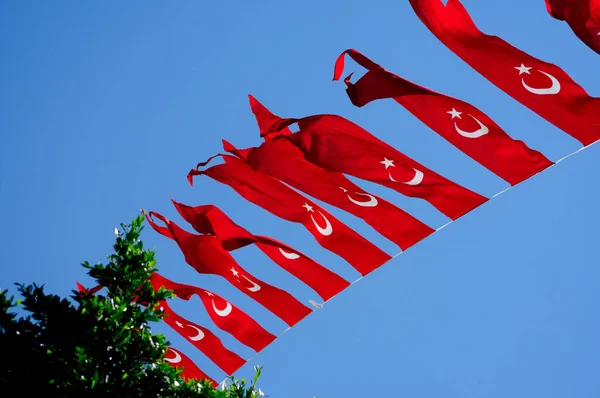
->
245 97 435 249
160 301 245 375
409 0 600 146
171 200 350 301
262 114 487 220
145 211 311 327
188 155 392 276
150 273 275 352
546 0 600 55
333 49 553 185
164 347 217 385
225 139 435 250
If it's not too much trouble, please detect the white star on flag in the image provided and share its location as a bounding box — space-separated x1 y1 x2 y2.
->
515 64 532 75
338 187 348 193
175 321 183 328
230 267 239 277
447 108 462 119
380 158 395 169
205 291 214 297
302 203 314 212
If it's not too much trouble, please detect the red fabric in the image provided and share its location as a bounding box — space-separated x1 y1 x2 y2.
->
145 211 311 326
546 0 559 17
160 301 245 375
187 155 392 275
545 0 600 55
262 114 487 220
227 136 434 250
248 94 293 138
171 200 350 300
245 97 436 248
164 347 217 385
410 0 600 146
150 273 275 352
333 49 553 185
75 282 103 295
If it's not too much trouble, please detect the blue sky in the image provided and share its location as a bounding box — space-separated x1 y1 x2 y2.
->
1 1 599 396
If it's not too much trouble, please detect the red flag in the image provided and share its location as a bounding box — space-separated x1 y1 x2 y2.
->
226 140 435 250
164 346 218 385
333 49 553 185
187 155 392 275
160 301 245 375
409 0 600 146
145 211 311 327
546 0 600 55
75 282 103 295
150 273 275 352
245 97 436 248
171 200 350 301
261 114 487 220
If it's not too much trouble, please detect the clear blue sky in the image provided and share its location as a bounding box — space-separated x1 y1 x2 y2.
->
1 1 599 396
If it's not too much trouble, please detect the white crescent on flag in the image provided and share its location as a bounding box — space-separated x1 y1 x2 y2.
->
164 348 182 364
348 192 378 207
279 247 300 259
454 114 489 139
339 186 378 207
212 299 233 317
303 202 333 235
185 324 205 342
389 168 424 186
310 211 333 236
242 275 261 292
515 64 561 95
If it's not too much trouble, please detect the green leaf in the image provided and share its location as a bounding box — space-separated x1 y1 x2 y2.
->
0 214 264 396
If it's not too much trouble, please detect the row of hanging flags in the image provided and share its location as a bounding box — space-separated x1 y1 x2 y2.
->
127 0 599 384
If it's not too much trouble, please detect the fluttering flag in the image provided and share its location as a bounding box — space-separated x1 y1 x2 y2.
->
409 0 600 146
333 49 553 185
145 211 312 327
163 346 217 385
260 114 487 220
187 155 392 276
171 200 350 301
160 301 245 375
545 0 600 55
76 282 103 295
151 273 276 352
241 97 435 249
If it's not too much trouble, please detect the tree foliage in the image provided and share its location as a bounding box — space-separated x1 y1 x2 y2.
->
0 214 265 397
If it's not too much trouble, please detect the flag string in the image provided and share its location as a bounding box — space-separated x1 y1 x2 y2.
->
218 137 599 385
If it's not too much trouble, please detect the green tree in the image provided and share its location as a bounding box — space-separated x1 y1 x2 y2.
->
0 214 265 397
